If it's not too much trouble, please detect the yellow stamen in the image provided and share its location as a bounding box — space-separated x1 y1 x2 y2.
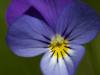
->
49 34 69 58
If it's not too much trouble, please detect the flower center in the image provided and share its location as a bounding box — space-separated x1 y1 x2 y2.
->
49 34 69 58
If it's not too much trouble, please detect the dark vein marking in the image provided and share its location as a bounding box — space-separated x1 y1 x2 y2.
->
64 46 68 48
42 35 51 41
34 39 50 44
57 52 59 63
63 49 70 57
62 23 69 36
51 46 55 50
51 51 56 57
60 51 64 59
32 46 48 48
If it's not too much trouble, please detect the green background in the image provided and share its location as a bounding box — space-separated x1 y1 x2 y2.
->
0 0 100 75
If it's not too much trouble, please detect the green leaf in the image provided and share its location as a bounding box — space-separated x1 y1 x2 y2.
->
76 33 100 75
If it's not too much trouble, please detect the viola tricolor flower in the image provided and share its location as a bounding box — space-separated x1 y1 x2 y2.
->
6 0 100 75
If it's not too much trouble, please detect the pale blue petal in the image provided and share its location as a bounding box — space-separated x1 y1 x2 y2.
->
7 15 54 57
11 48 48 57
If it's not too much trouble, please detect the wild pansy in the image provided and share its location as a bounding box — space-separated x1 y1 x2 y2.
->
6 0 100 75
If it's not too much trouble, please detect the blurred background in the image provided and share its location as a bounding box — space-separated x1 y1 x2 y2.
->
0 0 100 75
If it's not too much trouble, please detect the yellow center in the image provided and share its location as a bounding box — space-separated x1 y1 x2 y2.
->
49 34 69 58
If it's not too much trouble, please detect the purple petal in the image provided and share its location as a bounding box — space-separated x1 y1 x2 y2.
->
6 0 30 25
28 0 72 29
40 44 85 75
7 15 54 57
56 1 100 44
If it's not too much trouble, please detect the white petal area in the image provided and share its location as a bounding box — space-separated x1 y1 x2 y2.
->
40 51 74 75
64 55 74 75
58 58 69 75
68 44 85 67
40 44 85 75
7 15 54 57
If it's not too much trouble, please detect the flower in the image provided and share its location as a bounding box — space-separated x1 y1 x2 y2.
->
6 0 100 75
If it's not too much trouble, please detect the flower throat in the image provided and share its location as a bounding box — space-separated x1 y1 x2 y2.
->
49 34 69 58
